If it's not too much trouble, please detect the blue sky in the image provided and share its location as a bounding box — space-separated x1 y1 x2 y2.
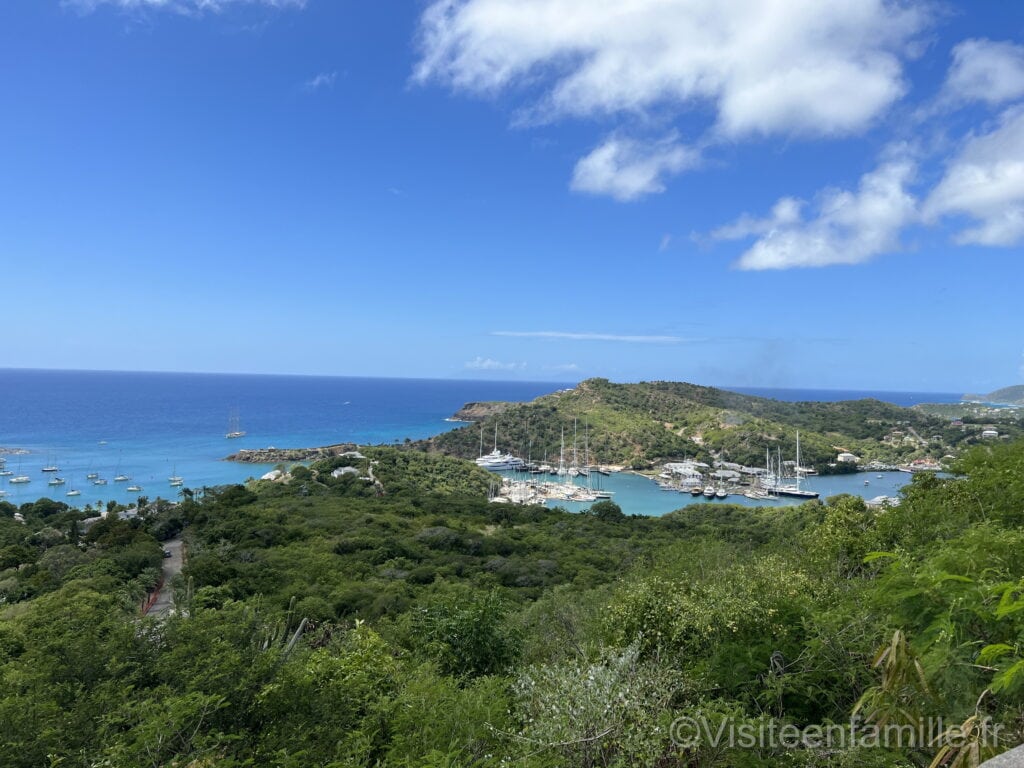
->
2 0 1022 393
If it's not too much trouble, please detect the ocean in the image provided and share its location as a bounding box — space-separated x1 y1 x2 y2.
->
0 370 561 509
0 369 960 511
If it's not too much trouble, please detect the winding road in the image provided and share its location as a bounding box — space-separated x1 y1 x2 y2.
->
146 537 183 617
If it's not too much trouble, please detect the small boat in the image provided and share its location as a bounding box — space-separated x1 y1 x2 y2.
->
864 480 870 486
9 475 30 484
226 410 246 439
41 465 59 473
93 478 108 486
169 478 184 487
47 477 66 486
703 485 716 498
0 469 12 477
168 465 184 485
716 488 728 498
66 489 81 497
127 485 142 492
114 474 130 483
86 472 99 480
690 486 703 496
876 474 884 479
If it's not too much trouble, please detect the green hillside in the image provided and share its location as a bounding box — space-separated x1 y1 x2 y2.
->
963 384 1024 404
416 378 963 470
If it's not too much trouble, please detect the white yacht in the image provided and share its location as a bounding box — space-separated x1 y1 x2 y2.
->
475 449 525 471
474 424 524 471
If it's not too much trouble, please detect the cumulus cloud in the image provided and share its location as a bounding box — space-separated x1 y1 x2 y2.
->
493 331 687 343
414 0 927 139
943 39 1024 107
303 71 337 92
570 134 699 201
924 106 1024 246
465 356 526 371
65 0 304 15
716 158 917 270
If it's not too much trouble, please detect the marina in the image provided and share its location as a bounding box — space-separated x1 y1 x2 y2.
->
490 468 911 516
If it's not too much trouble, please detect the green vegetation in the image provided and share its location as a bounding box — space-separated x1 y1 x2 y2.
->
963 384 1024 405
417 378 990 471
2 440 1024 765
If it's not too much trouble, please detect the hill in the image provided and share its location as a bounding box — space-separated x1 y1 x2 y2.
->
415 377 964 470
963 384 1024 404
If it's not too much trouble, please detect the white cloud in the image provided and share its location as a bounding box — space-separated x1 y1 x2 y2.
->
414 0 927 139
570 134 699 201
717 158 917 270
493 330 687 343
944 39 1024 107
711 197 803 241
303 71 337 92
465 356 526 371
66 0 304 15
924 106 1024 246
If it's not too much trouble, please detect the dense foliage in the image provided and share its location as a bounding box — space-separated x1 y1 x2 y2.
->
2 441 1024 766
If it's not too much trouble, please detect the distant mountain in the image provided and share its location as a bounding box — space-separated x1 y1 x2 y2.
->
962 385 1024 405
414 377 960 471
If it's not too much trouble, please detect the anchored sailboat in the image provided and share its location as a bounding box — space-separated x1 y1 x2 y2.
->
226 409 246 439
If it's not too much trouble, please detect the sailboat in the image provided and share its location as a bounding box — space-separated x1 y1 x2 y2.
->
113 453 129 482
8 456 30 484
766 433 820 499
226 410 246 439
41 452 60 473
169 464 184 487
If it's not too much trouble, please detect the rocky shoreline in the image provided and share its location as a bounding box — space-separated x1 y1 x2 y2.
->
225 443 358 464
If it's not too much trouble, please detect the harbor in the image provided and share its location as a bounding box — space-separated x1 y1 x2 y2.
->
489 466 909 516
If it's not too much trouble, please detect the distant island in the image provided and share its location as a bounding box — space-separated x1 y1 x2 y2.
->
962 385 1024 405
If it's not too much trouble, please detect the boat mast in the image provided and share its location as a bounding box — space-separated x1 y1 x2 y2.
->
573 418 578 472
795 432 802 491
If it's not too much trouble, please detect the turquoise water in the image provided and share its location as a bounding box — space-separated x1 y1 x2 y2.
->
524 471 912 517
0 370 561 509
